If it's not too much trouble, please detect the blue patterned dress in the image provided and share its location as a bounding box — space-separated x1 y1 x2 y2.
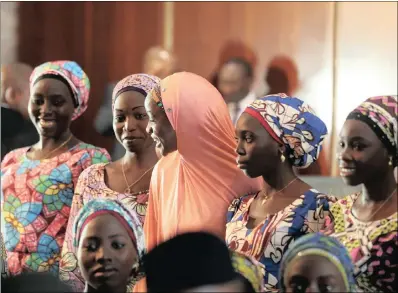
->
226 189 335 292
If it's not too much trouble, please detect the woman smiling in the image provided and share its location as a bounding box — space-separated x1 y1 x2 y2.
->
0 60 110 277
60 74 160 291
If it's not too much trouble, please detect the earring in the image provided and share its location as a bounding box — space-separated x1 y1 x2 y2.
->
281 154 286 163
388 156 393 166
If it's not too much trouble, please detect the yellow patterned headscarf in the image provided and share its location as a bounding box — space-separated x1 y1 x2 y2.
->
231 251 264 292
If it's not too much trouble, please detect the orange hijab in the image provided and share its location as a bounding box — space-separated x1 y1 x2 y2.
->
144 72 262 251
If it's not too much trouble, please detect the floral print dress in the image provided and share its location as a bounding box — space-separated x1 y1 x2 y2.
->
226 189 335 292
59 162 149 291
323 193 398 292
0 143 110 276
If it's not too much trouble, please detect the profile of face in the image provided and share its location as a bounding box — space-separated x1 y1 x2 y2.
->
113 90 154 154
145 95 177 157
218 62 251 102
28 78 75 138
284 254 348 293
235 113 283 178
78 214 138 292
338 119 391 186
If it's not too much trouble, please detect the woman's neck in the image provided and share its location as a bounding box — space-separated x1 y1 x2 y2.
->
261 164 297 194
361 170 397 203
36 130 73 150
123 143 158 169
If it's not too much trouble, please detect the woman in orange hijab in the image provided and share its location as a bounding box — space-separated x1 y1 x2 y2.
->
143 72 262 249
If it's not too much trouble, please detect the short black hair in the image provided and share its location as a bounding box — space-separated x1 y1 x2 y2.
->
222 57 254 78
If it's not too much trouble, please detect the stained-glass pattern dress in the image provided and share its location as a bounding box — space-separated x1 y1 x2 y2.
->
59 162 149 291
323 193 398 292
226 189 335 292
0 143 110 276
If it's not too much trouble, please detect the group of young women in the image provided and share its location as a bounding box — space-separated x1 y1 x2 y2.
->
1 59 397 293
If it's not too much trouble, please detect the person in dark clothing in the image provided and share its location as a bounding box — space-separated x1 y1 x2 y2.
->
1 63 38 159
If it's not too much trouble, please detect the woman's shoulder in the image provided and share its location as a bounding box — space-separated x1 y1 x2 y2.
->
1 147 29 168
228 192 257 215
302 188 338 202
71 142 111 165
78 161 107 179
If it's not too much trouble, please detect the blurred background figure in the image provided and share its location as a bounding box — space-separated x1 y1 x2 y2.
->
2 272 72 293
143 46 178 79
143 232 262 292
264 56 299 96
1 63 38 159
217 57 256 125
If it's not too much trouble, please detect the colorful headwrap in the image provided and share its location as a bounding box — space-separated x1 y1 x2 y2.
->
112 73 161 111
279 233 356 293
347 95 397 166
230 251 264 292
30 60 90 121
244 93 328 168
148 83 164 111
72 199 145 279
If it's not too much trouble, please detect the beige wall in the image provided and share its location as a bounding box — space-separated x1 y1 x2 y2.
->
1 2 19 64
331 2 398 175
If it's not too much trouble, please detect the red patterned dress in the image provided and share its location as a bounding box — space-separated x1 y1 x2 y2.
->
323 193 398 292
0 143 110 276
59 162 149 291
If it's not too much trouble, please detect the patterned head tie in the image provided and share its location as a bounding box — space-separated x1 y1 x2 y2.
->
346 95 398 167
72 198 146 282
231 251 264 292
279 233 356 293
112 73 161 111
148 83 165 111
244 93 328 168
30 60 90 121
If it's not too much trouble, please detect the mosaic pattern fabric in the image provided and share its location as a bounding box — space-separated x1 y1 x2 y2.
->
245 93 328 169
323 194 398 292
226 190 336 292
0 143 110 276
30 61 91 121
59 163 149 291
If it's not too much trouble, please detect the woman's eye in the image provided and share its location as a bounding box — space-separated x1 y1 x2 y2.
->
115 116 125 123
32 98 44 105
85 241 98 252
53 99 64 106
135 113 148 120
352 142 365 151
244 136 253 143
112 242 125 249
291 284 306 293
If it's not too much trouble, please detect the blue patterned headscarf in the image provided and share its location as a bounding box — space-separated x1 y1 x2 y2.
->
279 233 356 292
244 93 328 168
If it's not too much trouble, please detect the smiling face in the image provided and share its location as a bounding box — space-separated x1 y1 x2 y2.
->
338 119 390 186
113 90 154 154
28 78 75 138
78 213 138 292
144 95 177 157
235 113 283 178
284 254 347 293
